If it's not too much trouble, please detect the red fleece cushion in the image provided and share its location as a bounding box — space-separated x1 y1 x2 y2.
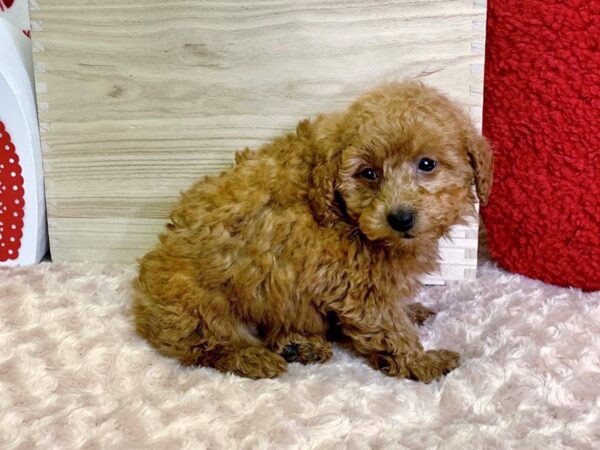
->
482 0 600 291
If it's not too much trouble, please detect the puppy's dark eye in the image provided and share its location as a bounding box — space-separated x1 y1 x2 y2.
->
360 168 378 180
418 158 437 172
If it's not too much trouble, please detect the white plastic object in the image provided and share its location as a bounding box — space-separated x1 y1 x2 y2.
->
0 17 47 265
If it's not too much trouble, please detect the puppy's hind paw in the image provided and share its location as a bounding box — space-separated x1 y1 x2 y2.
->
273 335 332 365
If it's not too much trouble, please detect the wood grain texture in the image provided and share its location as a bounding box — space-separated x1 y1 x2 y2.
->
31 0 487 280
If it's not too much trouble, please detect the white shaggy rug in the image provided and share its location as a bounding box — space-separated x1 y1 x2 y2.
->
1 259 600 449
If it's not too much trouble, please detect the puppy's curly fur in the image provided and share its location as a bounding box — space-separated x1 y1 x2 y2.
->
133 81 493 381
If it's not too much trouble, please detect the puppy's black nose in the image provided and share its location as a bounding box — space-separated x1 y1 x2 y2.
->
387 210 416 232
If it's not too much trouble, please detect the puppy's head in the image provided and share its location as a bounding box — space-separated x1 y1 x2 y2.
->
308 81 492 246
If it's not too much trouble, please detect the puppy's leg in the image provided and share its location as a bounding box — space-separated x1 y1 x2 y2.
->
329 295 458 383
133 297 207 366
266 332 332 364
404 302 436 326
134 275 287 379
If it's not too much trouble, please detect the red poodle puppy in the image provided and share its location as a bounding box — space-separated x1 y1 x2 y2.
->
133 81 492 381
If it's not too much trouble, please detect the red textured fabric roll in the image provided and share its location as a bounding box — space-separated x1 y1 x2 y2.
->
482 0 600 291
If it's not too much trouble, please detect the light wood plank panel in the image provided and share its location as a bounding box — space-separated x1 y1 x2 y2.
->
32 0 486 266
47 217 165 263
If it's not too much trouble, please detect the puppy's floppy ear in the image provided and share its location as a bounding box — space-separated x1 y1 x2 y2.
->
307 113 346 226
464 127 493 205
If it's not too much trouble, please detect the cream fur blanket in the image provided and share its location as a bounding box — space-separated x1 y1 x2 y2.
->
1 260 599 449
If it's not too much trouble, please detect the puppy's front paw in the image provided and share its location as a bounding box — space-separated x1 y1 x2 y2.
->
369 353 411 378
369 349 459 383
409 349 459 383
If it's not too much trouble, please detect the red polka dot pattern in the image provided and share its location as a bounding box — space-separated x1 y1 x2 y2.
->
482 0 600 291
0 0 15 11
0 121 25 262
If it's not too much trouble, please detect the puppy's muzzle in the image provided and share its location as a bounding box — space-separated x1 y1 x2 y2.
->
387 210 416 233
